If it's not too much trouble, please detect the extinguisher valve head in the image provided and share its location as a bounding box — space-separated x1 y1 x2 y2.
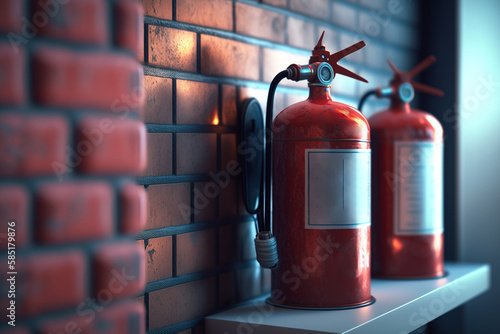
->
285 32 368 85
286 62 335 86
316 62 334 86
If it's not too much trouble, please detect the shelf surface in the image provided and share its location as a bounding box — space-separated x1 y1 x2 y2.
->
206 262 490 334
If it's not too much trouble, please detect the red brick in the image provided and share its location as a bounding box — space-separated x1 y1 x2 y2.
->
237 221 257 261
76 117 147 174
330 58 359 97
93 241 146 300
383 20 419 49
200 35 259 81
219 271 237 308
358 68 392 93
141 75 173 124
115 0 144 58
365 40 387 70
0 0 23 33
148 278 216 329
32 0 107 45
37 313 93 334
238 86 269 115
358 11 388 44
222 85 237 126
359 0 385 9
119 183 147 235
142 0 172 20
22 251 86 317
219 180 238 218
177 80 218 125
287 16 316 49
146 236 172 282
0 114 68 177
148 26 196 71
176 133 217 174
235 3 285 43
193 182 217 223
141 133 172 176
317 26 339 54
390 0 419 24
145 184 191 229
339 31 365 60
237 266 262 302
332 1 357 30
0 186 28 249
35 182 113 245
33 47 143 112
289 0 330 20
238 86 284 126
177 0 233 31
262 0 287 7
0 45 25 105
95 300 145 334
261 47 308 87
221 134 238 173
219 224 237 266
177 229 216 276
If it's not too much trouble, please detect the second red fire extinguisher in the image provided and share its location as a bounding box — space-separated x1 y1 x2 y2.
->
358 56 445 278
246 32 374 309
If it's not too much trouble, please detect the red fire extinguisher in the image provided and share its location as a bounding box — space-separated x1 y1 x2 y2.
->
249 32 374 309
358 56 445 278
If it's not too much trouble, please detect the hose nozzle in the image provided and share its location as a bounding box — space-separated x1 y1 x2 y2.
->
254 231 278 269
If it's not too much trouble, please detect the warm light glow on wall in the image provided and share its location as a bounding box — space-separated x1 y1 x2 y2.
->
212 112 219 125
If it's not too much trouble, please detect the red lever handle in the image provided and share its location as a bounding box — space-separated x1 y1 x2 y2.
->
328 40 368 83
388 56 444 97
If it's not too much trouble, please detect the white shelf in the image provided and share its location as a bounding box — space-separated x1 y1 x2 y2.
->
206 262 490 334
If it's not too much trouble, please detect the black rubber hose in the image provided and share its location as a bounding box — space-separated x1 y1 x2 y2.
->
358 89 378 112
264 70 288 232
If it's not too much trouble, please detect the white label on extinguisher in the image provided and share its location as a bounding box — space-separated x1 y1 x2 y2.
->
394 141 443 235
305 149 371 229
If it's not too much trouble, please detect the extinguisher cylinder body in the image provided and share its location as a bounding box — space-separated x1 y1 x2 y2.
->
270 85 372 308
369 100 444 278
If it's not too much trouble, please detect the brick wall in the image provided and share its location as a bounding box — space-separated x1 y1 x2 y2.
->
140 0 420 333
0 0 422 333
0 0 147 333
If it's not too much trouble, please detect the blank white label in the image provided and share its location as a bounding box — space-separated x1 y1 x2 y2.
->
305 149 371 229
394 141 443 235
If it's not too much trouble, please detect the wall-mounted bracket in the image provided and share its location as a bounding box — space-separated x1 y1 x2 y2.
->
239 98 264 219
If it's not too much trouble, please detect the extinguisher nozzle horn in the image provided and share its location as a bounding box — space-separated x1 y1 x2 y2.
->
286 63 315 82
255 232 279 269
